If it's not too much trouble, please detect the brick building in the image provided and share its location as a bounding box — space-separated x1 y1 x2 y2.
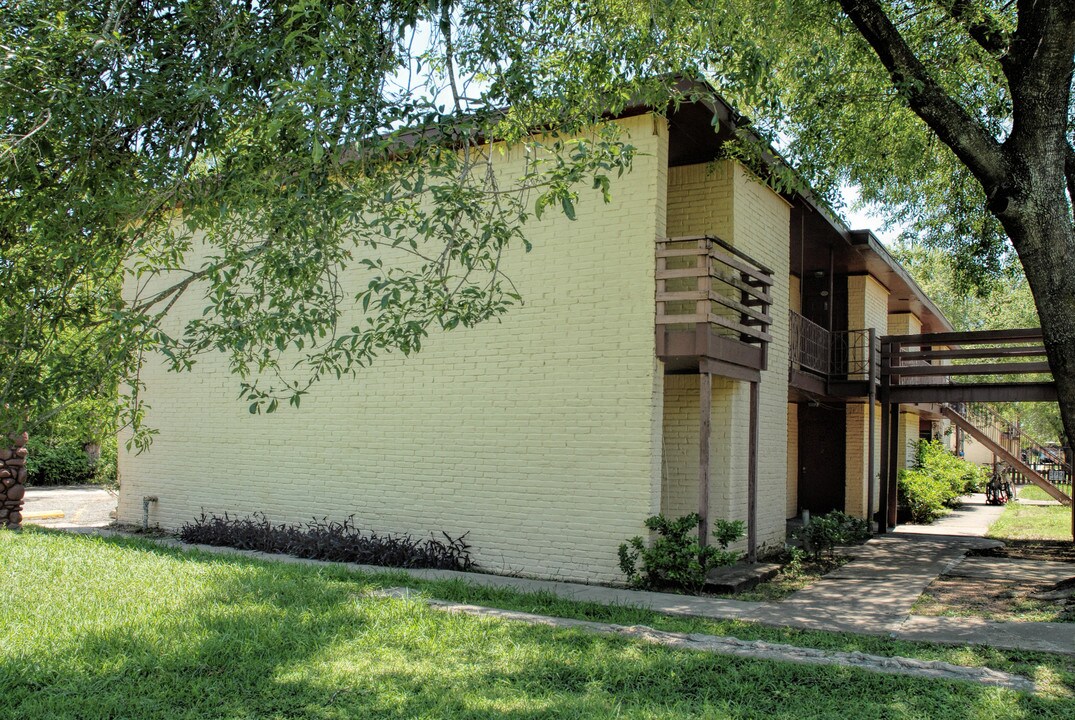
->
117 88 950 583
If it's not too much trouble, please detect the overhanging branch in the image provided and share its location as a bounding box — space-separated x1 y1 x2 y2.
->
942 0 1010 57
837 0 1007 191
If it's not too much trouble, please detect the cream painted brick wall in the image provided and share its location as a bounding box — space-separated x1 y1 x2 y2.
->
845 275 888 518
660 374 740 522
118 114 668 584
789 274 801 314
896 411 921 469
786 403 798 518
887 312 922 336
661 162 791 553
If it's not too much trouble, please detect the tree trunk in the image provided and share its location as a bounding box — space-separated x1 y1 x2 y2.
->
996 187 1075 459
836 0 1075 470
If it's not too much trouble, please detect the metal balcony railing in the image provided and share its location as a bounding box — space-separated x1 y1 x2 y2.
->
789 310 830 375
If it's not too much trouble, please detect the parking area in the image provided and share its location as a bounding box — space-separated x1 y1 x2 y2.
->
22 486 117 528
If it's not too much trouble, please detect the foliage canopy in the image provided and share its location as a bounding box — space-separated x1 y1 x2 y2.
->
3 1 1073 448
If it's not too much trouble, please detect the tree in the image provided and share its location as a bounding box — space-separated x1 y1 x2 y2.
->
1 1 673 444
4 1 1074 454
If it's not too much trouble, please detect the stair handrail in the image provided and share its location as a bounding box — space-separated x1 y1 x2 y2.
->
963 402 1070 472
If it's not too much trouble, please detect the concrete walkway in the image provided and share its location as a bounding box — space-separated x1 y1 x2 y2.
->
69 502 1075 655
742 534 999 634
893 493 1006 537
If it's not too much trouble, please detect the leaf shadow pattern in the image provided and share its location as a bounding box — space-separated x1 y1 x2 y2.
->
1 531 1072 719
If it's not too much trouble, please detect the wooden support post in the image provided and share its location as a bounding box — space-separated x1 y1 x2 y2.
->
867 328 877 530
887 403 900 528
878 399 891 534
747 380 760 563
698 371 712 546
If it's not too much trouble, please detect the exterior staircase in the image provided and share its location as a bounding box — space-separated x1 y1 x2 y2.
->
940 404 1072 506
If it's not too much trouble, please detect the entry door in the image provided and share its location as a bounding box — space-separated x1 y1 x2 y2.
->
798 403 846 515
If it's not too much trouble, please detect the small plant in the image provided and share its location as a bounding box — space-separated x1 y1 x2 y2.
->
618 513 744 593
179 512 473 571
796 510 870 559
781 545 808 578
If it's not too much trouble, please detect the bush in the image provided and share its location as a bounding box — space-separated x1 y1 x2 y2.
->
898 440 989 523
796 510 870 559
25 437 94 486
898 468 951 523
24 435 117 486
617 513 744 593
178 512 473 571
915 440 987 498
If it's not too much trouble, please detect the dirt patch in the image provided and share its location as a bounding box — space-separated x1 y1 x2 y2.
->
915 571 1075 624
726 553 851 602
917 540 1075 623
971 540 1075 563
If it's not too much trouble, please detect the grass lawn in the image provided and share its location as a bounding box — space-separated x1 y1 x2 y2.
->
988 503 1074 541
1016 484 1073 503
2 530 1074 719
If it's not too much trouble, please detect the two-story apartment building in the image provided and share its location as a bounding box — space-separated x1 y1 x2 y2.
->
117 86 951 584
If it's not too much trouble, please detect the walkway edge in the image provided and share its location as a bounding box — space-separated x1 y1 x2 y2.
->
60 527 1075 656
373 588 1036 692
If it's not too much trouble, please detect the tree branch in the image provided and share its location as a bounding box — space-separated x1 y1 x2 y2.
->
941 0 1010 57
837 0 1008 192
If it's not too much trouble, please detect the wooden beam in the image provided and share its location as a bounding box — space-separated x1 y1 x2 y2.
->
748 381 759 563
887 328 1044 346
867 329 877 530
899 346 1047 361
886 403 900 529
700 359 761 383
878 398 891 533
789 369 827 396
887 383 1058 403
699 372 712 546
888 361 1051 377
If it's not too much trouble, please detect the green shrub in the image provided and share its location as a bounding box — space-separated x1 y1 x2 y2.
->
898 440 988 523
617 513 744 593
25 437 94 486
898 468 951 523
796 510 870 559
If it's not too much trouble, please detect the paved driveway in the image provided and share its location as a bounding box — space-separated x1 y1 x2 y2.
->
22 485 117 528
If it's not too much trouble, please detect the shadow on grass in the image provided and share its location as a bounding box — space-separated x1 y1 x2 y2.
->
2 530 1072 719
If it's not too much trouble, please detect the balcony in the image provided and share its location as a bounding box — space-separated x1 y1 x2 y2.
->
655 235 772 380
788 309 879 397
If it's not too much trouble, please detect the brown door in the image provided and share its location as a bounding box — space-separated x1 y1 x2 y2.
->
798 403 846 515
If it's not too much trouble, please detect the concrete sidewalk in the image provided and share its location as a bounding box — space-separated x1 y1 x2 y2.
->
893 493 1006 537
70 512 1075 656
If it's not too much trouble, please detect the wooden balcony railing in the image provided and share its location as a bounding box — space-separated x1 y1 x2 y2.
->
881 328 1055 403
655 236 773 375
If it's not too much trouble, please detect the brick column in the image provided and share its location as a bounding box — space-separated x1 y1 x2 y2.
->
0 431 28 529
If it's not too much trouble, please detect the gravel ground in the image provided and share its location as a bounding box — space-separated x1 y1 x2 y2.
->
22 485 117 528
